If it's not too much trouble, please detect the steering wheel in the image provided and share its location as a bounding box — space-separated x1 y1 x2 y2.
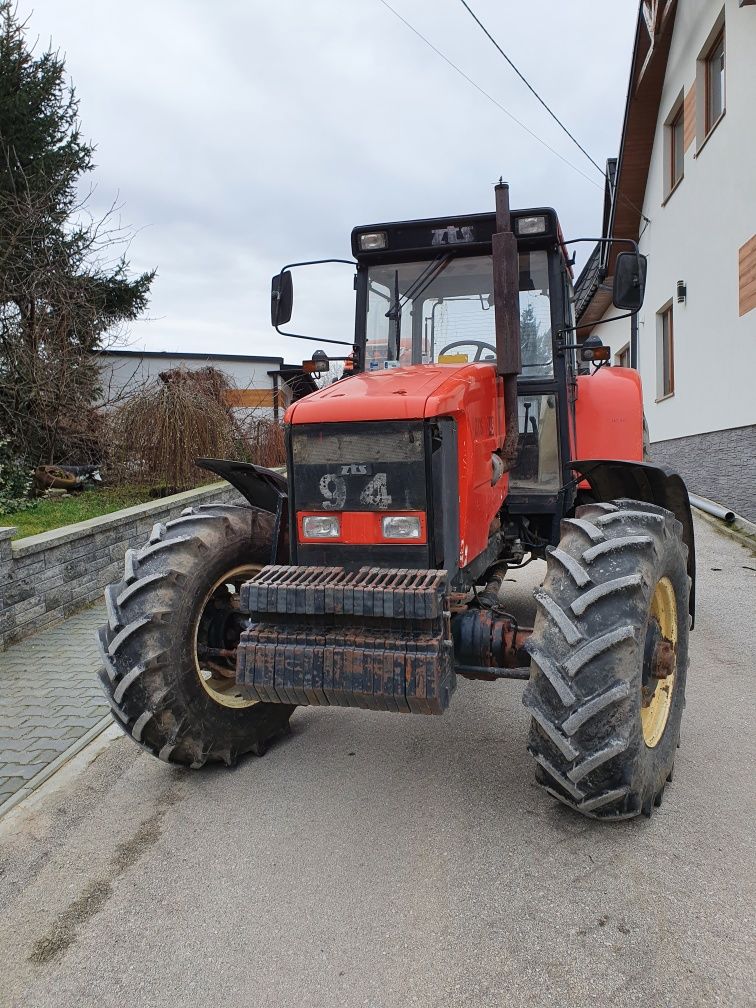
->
437 339 496 362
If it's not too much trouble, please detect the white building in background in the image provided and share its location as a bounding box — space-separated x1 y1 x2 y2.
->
96 349 316 423
576 0 756 520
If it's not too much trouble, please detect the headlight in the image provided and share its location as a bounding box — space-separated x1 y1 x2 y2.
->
358 231 387 251
302 515 340 539
516 215 547 236
382 515 421 539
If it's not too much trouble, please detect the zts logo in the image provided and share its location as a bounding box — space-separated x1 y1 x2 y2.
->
431 225 475 245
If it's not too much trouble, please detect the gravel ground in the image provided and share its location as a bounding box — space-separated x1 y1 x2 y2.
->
0 515 753 1008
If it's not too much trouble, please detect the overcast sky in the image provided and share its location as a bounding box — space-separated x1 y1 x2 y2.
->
19 0 638 363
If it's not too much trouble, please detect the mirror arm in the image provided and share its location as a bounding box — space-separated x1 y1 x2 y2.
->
557 310 638 342
562 237 641 254
279 258 356 272
274 325 355 347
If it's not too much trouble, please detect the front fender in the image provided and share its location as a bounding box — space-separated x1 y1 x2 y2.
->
196 458 287 513
572 459 696 627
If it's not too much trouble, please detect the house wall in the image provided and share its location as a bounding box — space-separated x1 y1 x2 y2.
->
637 0 756 453
96 352 290 421
593 302 632 368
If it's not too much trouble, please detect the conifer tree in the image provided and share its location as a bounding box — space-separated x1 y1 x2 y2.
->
0 1 154 468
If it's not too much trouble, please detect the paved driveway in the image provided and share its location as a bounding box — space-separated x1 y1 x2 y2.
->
0 517 753 1008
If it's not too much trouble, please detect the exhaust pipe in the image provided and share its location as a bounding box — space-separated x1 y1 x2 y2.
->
492 182 522 472
689 492 736 524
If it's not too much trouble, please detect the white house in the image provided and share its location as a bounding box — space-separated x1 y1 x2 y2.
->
576 0 756 520
96 349 316 423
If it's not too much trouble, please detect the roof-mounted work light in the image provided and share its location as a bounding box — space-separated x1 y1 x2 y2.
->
515 215 547 236
358 231 388 251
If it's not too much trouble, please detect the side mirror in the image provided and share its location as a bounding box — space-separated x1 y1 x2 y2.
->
613 252 647 311
271 270 293 327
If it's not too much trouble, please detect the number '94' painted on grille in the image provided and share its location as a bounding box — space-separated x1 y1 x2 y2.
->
319 472 393 510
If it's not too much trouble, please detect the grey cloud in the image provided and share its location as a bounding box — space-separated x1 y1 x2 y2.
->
19 0 637 360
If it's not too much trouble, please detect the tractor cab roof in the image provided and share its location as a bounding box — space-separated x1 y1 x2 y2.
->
351 207 562 265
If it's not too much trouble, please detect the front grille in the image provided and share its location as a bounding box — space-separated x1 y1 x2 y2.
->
289 420 432 569
290 421 428 513
292 422 424 465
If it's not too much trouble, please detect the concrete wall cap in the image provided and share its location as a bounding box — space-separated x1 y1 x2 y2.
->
10 482 228 558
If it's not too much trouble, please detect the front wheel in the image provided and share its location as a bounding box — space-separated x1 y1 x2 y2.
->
523 498 690 820
97 503 295 767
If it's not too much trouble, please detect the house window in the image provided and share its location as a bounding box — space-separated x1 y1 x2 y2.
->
656 305 674 400
616 343 631 369
663 94 684 199
669 105 684 189
705 29 725 133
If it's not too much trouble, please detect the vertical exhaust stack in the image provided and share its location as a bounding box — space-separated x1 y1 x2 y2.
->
492 182 522 471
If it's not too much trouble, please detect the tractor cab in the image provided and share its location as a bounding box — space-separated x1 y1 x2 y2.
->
350 209 569 508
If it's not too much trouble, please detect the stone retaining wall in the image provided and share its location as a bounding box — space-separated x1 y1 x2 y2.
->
0 483 241 651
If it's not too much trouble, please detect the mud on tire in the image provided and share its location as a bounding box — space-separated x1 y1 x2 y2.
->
97 503 295 767
523 499 690 820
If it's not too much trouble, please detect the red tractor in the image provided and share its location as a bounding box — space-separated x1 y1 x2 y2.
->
98 184 694 820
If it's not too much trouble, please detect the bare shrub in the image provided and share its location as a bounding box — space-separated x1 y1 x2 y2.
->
237 415 286 468
107 367 238 491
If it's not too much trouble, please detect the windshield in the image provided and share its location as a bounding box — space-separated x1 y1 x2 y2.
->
365 251 552 377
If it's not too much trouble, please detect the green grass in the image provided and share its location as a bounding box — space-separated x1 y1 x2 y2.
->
0 486 155 539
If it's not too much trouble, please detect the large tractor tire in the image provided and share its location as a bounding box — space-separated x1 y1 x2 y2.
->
97 503 295 767
523 499 689 820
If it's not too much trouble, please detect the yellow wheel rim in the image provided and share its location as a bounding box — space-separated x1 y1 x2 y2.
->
194 564 259 709
641 576 678 747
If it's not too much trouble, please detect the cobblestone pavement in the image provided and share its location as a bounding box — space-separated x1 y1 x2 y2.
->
0 604 107 810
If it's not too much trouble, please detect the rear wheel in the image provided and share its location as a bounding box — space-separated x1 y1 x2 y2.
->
523 499 689 819
98 503 295 767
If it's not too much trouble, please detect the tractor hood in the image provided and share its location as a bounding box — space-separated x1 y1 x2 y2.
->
285 363 494 424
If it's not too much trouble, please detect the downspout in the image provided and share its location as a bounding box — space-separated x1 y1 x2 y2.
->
630 308 638 370
492 182 522 471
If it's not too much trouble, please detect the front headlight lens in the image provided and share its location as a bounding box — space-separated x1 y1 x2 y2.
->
382 515 421 539
302 515 341 538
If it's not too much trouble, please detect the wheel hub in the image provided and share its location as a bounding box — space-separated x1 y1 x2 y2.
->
195 564 260 708
641 577 678 748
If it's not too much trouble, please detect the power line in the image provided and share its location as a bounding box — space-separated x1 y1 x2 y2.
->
374 0 606 197
457 0 605 178
375 0 651 229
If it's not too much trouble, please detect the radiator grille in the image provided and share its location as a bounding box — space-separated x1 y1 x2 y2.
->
292 421 423 465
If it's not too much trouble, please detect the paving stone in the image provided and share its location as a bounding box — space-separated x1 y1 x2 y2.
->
0 750 39 763
0 601 109 807
0 763 45 780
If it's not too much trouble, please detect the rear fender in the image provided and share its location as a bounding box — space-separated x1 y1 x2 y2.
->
571 459 696 627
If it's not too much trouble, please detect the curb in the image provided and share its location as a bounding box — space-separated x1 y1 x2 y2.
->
0 714 112 820
692 506 756 552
